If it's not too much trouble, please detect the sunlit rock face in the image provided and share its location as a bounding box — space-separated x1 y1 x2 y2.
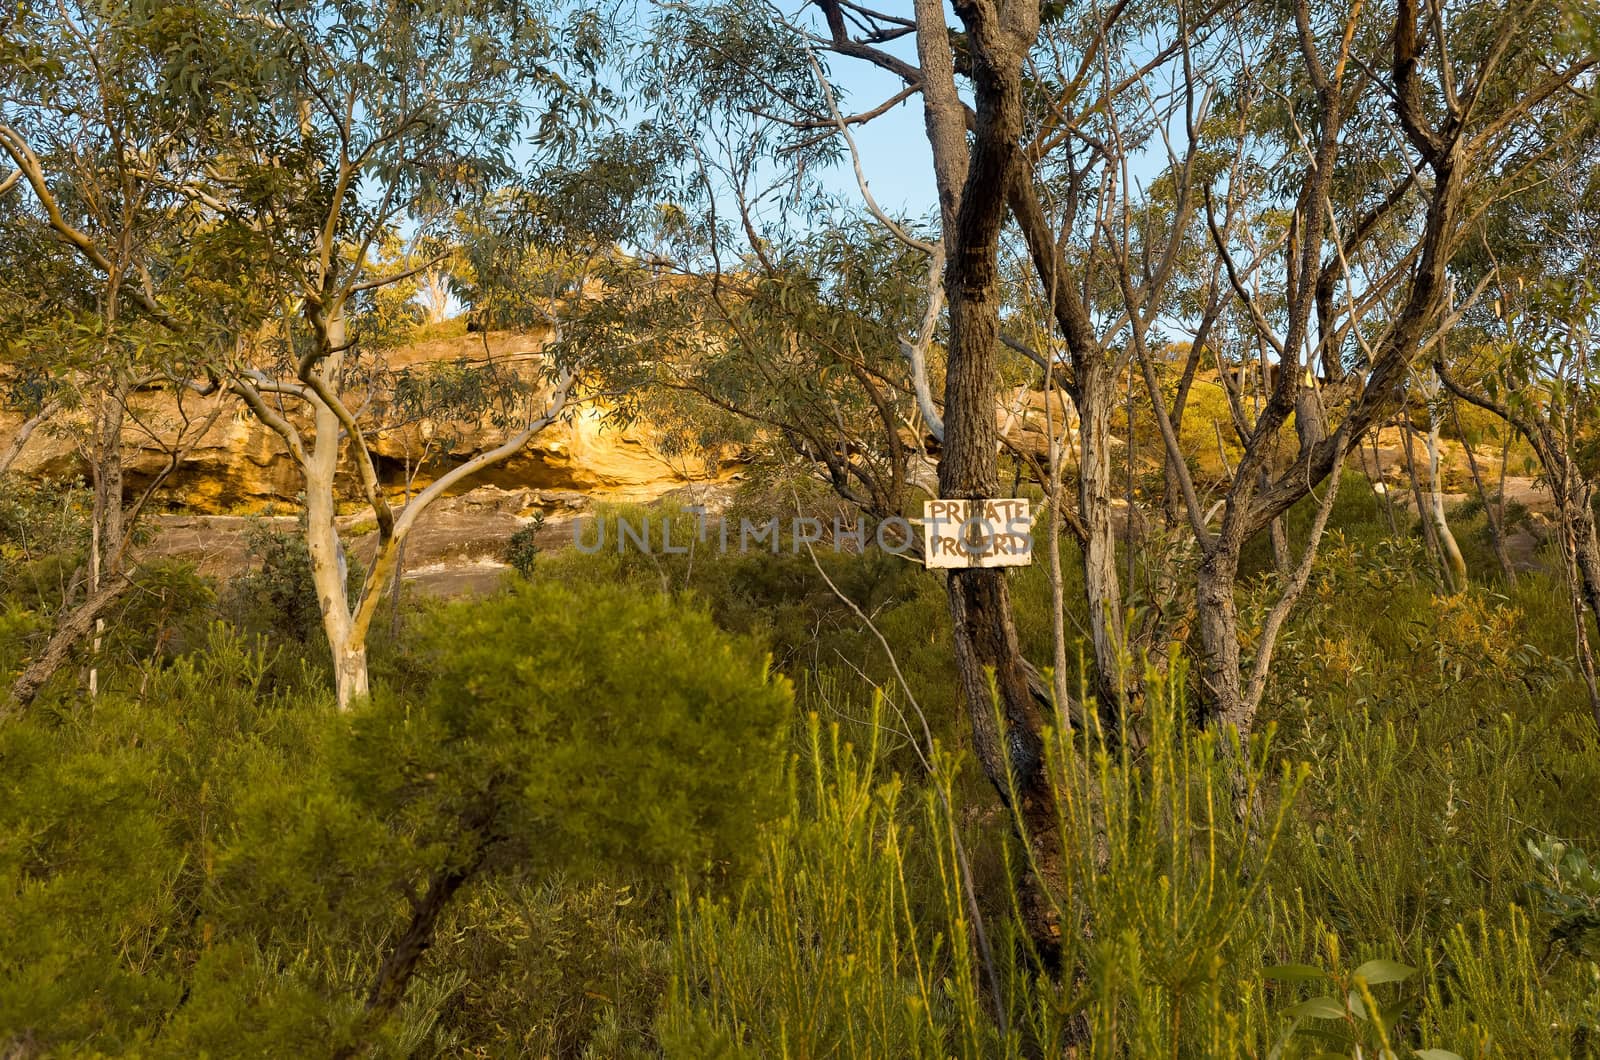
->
0 330 737 514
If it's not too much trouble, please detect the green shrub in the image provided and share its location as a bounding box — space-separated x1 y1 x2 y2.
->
345 579 792 884
0 474 90 611
1 580 792 1057
504 510 546 579
664 673 1304 1058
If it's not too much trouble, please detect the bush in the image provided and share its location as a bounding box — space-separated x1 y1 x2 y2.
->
221 521 326 645
346 580 792 883
504 511 546 579
0 580 792 1057
0 474 90 611
663 675 1304 1058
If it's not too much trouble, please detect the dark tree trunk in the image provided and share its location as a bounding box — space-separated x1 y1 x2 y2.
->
916 0 1060 961
4 576 133 713
335 810 495 1060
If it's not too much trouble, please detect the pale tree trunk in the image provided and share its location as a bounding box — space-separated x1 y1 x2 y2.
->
0 399 60 477
1370 433 1400 535
1423 405 1467 591
1400 414 1452 587
85 380 128 698
300 311 367 710
278 306 576 711
420 268 452 326
303 386 367 710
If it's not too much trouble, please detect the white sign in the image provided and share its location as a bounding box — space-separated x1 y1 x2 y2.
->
922 499 1034 569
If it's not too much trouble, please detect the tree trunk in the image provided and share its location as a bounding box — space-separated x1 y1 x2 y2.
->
1077 361 1129 720
1400 416 1449 586
4 576 133 713
304 377 365 710
916 0 1058 962
1262 466 1291 573
1369 432 1399 535
1195 546 1245 732
86 385 127 698
1424 411 1467 590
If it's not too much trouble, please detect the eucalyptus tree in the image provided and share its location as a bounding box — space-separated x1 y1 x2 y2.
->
197 0 633 708
3 0 637 710
572 15 935 535
1433 98 1600 723
628 1 1598 958
624 0 1178 958
0 0 256 708
1127 0 1598 737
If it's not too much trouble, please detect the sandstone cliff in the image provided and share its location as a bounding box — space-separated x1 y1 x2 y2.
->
0 330 734 514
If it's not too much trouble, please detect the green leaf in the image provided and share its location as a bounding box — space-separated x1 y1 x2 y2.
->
1284 997 1347 1020
1353 958 1417 985
1262 963 1331 983
1414 1051 1466 1060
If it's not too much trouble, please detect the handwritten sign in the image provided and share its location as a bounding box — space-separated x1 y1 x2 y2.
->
922 499 1034 569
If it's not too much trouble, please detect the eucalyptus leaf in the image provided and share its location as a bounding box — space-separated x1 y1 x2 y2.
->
1283 997 1348 1020
1353 958 1417 985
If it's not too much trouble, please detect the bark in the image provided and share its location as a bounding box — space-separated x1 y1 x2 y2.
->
1424 409 1468 590
0 399 60 477
1196 546 1244 731
1400 414 1449 585
302 368 364 709
4 575 133 713
1077 359 1129 718
1263 465 1291 573
914 0 1060 962
1370 432 1400 535
1294 378 1326 451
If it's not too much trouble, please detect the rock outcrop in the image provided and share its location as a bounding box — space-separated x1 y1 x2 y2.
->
0 330 737 514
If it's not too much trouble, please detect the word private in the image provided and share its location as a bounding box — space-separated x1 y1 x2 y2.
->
922 499 1034 569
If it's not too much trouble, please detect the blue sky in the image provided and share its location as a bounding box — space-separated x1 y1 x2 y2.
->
822 48 939 216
